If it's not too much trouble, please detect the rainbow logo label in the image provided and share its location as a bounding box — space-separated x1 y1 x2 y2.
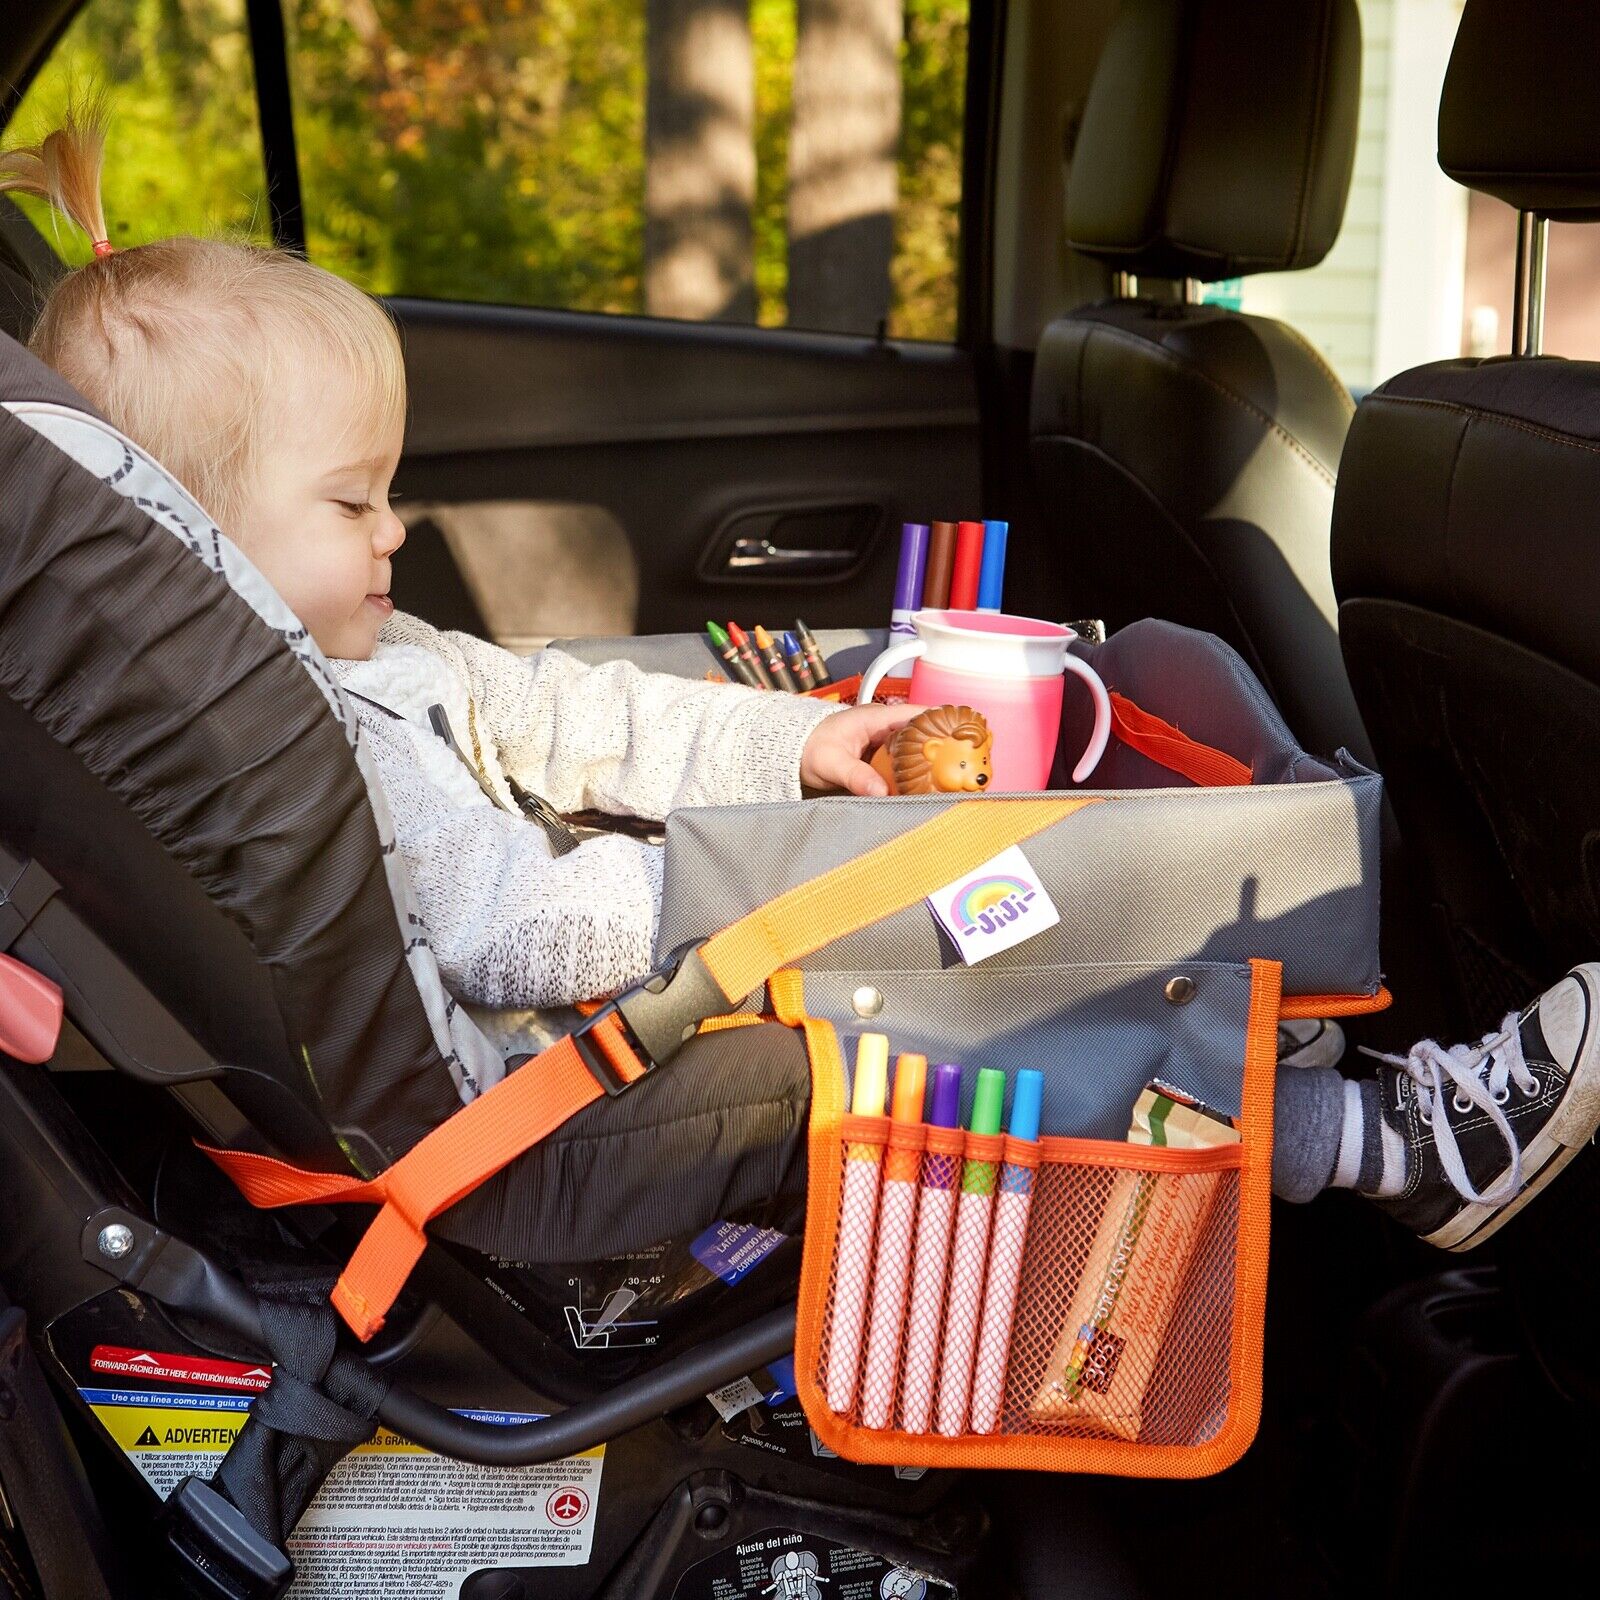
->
951 873 1038 937
930 845 1060 963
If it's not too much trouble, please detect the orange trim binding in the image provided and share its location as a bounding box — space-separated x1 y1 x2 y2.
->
1279 985 1392 1019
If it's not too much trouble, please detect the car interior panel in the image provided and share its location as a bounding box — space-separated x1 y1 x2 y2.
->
2 2 1598 1598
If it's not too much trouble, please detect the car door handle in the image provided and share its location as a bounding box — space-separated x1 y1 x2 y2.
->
723 537 857 576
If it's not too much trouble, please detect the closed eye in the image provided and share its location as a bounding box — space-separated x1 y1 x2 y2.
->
337 500 376 517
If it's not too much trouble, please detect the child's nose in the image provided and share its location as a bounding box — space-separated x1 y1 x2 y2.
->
376 510 406 558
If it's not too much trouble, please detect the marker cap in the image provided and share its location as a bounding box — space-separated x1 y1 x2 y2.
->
1008 1068 1044 1142
890 1053 928 1123
970 1067 1006 1135
929 1064 963 1128
851 1033 889 1116
977 520 1009 610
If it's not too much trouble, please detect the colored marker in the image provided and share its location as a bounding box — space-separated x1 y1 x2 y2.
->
976 520 1009 612
968 1068 1042 1434
935 1066 1005 1436
923 521 958 609
782 629 816 690
726 621 773 689
707 620 763 688
890 522 930 639
825 1034 890 1414
793 619 831 687
753 625 797 692
860 1052 929 1429
949 521 985 610
898 1063 963 1434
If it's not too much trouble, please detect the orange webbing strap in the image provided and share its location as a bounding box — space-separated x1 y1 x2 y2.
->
206 795 1098 1340
1109 692 1252 788
205 1009 646 1339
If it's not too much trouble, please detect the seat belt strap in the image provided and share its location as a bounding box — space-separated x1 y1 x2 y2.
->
206 795 1097 1339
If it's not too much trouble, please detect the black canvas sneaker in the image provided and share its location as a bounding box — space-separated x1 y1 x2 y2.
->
1366 963 1600 1251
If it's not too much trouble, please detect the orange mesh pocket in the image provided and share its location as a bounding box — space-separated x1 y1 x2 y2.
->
1010 1139 1243 1446
795 959 1283 1477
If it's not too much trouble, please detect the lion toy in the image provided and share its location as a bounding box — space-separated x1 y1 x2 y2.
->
870 704 994 794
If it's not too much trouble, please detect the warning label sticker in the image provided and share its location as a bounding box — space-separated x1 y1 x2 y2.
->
85 1388 603 1591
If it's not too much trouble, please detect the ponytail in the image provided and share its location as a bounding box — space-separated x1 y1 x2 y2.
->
0 97 112 255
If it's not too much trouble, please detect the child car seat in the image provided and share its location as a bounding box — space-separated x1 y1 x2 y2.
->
0 328 977 1596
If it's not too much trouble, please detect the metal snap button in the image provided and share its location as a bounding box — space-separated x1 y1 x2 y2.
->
1164 975 1197 1005
852 985 885 1018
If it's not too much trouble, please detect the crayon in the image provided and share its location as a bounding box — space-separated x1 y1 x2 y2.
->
968 1067 1042 1434
707 620 763 688
782 629 816 691
923 521 958 610
825 1034 890 1414
976 520 1009 612
753 624 797 692
949 521 985 610
898 1063 963 1434
935 1066 1004 1435
891 522 930 639
860 1052 929 1429
726 621 773 689
793 619 831 687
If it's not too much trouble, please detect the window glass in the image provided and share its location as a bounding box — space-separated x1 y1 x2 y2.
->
1202 0 1468 394
285 0 968 340
5 0 270 263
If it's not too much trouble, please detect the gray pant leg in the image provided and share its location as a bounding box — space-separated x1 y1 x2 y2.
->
1271 1065 1346 1202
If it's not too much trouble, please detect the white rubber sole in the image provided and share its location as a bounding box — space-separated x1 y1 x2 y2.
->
1426 964 1600 1252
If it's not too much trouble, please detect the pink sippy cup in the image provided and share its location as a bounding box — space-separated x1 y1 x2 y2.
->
856 610 1110 790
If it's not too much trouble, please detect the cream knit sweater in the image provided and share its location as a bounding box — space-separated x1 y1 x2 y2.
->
332 613 834 1054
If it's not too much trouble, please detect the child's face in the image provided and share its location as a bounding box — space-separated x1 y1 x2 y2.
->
233 371 406 661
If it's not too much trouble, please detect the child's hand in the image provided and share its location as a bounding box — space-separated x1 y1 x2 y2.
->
800 704 929 797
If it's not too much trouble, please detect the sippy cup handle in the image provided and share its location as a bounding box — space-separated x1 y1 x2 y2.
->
1062 650 1112 783
856 636 925 704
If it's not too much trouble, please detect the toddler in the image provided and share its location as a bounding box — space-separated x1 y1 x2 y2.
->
9 110 1600 1253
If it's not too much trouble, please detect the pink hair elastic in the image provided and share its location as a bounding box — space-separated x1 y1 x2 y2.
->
92 239 114 258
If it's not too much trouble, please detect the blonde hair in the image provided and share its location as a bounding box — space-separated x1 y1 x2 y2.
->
1 101 405 534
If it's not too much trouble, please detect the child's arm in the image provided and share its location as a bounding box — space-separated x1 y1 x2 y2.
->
360 710 663 1008
386 613 838 816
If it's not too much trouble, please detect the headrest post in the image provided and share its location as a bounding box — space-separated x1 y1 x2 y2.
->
1112 272 1139 301
1510 210 1550 358
1524 215 1549 357
1180 278 1201 305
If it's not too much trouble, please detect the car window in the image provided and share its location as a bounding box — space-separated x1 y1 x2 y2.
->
5 0 271 263
282 0 969 340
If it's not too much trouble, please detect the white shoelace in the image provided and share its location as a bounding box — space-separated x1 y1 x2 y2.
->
1360 1014 1537 1206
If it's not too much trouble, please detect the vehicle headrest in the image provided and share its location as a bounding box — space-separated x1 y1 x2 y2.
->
0 329 501 1167
1064 0 1361 282
1438 0 1600 220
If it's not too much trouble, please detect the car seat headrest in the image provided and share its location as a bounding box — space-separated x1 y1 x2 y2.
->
0 328 503 1165
1064 0 1361 282
1438 0 1600 221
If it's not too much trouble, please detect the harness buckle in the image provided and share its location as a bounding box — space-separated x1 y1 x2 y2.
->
570 939 730 1095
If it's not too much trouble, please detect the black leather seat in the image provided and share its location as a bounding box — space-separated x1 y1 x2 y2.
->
1333 0 1600 1032
0 196 56 343
1332 0 1600 1409
1032 0 1369 763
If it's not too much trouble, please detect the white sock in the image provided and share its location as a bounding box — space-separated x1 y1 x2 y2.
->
1329 1079 1408 1196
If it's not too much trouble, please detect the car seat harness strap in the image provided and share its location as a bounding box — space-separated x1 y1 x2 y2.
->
204 797 1100 1340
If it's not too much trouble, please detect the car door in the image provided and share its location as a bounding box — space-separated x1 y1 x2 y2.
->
4 0 992 651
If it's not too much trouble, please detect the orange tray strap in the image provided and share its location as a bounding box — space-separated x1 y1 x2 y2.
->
1109 692 1252 787
206 795 1099 1340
